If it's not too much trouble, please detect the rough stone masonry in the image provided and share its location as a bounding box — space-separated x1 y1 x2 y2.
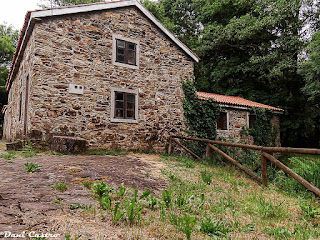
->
4 5 196 152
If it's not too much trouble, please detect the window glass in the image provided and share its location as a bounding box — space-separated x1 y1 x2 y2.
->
249 114 256 128
114 91 136 120
116 39 137 66
217 112 228 130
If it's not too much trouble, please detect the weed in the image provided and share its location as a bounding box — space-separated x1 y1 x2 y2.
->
99 194 112 210
115 183 131 198
169 213 196 240
265 226 292 239
162 189 174 208
69 203 87 210
147 194 159 210
92 181 113 198
83 181 92 189
175 194 186 208
53 198 62 204
65 233 81 240
24 162 42 173
0 151 17 160
299 198 320 218
52 182 68 191
200 217 229 237
257 197 284 219
112 201 124 223
124 190 143 224
21 151 37 158
200 169 213 185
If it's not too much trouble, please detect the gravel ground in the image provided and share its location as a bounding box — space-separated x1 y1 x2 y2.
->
0 151 167 239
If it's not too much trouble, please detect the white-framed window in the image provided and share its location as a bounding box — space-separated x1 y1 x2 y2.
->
217 111 229 130
112 34 140 70
110 87 139 123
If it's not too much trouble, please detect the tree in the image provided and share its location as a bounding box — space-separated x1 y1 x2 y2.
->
0 23 18 137
299 32 320 147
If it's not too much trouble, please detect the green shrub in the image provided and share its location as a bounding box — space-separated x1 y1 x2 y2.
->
299 199 320 218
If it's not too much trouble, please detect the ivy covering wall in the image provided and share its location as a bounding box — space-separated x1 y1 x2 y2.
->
241 108 279 147
182 79 220 140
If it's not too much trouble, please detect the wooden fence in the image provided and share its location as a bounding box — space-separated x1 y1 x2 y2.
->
168 135 320 197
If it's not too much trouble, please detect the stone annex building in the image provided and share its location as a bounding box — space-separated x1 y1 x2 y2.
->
197 92 283 145
2 0 200 151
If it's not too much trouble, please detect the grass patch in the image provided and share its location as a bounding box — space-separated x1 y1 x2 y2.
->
0 151 17 160
83 148 128 156
51 182 68 191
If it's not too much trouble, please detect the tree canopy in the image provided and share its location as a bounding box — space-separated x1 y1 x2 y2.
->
143 0 320 147
0 23 18 135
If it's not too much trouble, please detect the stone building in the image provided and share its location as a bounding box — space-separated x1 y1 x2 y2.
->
2 0 199 151
197 92 283 145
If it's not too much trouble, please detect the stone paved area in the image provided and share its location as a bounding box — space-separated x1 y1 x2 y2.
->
0 153 166 237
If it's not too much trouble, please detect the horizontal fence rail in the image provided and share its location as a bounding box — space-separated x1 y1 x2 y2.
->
169 135 320 198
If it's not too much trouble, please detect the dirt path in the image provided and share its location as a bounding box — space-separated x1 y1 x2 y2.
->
0 153 167 237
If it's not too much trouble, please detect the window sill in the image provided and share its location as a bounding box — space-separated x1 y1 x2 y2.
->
113 61 139 70
110 118 138 124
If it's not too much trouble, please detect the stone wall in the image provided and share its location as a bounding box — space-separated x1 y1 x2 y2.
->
6 6 194 152
216 108 281 146
3 29 35 141
216 108 253 143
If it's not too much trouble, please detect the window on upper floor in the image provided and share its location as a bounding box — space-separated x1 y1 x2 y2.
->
217 112 228 130
116 39 137 66
110 87 138 123
112 35 140 69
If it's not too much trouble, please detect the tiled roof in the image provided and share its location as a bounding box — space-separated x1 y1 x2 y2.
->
197 92 284 112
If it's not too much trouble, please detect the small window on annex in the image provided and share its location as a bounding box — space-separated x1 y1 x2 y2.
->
249 114 256 128
112 35 140 69
111 88 138 123
217 112 228 130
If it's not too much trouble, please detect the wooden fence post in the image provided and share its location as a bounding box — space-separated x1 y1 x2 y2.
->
261 151 268 186
168 136 172 155
209 144 262 183
206 142 211 159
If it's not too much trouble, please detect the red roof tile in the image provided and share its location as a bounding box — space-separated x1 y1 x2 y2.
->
197 92 284 112
1 105 7 114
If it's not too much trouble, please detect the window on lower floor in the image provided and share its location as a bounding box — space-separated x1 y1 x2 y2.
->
114 91 136 119
111 88 138 123
217 112 228 130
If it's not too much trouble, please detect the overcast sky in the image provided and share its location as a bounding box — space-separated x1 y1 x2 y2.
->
0 0 43 30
